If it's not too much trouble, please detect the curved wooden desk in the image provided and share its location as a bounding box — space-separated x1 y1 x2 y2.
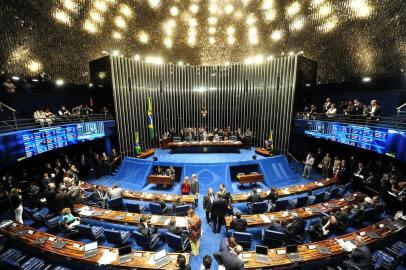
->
136 148 155 159
255 148 273 157
226 193 364 228
231 178 340 203
240 218 406 269
237 173 264 185
80 183 196 204
73 204 189 228
0 222 189 270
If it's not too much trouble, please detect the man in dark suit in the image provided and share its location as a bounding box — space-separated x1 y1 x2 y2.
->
366 100 382 121
166 218 187 240
55 185 71 214
211 192 228 234
89 185 107 208
284 212 304 242
219 184 233 215
214 245 244 270
203 188 215 224
230 212 247 232
247 188 262 207
343 236 372 270
138 215 160 240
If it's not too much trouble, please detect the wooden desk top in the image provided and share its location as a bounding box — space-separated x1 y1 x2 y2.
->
255 148 273 157
240 218 406 269
136 148 155 159
225 193 364 228
80 183 195 204
231 178 339 203
168 141 243 147
0 222 189 270
73 204 189 228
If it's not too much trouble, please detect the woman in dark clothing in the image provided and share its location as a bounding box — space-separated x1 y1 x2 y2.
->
94 153 103 179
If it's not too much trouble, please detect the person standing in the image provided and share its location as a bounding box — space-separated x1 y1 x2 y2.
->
9 188 23 224
181 177 191 195
302 152 315 179
187 209 202 256
321 153 332 178
191 174 199 195
211 192 228 234
203 188 215 224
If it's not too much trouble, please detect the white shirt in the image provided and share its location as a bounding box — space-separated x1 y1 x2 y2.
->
305 155 315 166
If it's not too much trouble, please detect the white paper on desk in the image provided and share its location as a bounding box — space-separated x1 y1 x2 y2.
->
146 194 153 199
260 214 271 223
340 241 356 252
317 183 324 187
167 195 173 200
98 250 117 265
283 189 289 194
176 217 187 227
164 218 170 226
150 216 159 223
79 208 94 216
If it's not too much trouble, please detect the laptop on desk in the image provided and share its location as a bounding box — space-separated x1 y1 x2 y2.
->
154 249 171 268
286 245 303 262
118 245 133 264
33 237 48 245
83 242 98 258
255 245 270 264
53 240 67 249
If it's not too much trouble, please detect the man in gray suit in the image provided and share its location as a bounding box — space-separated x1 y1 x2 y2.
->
213 245 244 270
343 236 372 270
108 183 123 200
191 174 199 195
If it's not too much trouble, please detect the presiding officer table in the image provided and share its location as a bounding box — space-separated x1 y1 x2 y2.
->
168 141 243 153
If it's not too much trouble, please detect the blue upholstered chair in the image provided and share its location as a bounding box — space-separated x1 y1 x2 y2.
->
133 230 160 250
107 197 124 210
20 257 45 270
262 229 285 248
149 202 167 215
273 199 290 211
23 207 43 223
126 202 146 213
43 215 61 230
174 205 189 216
328 187 340 199
248 201 267 214
232 232 253 250
104 229 131 245
76 224 104 240
313 191 328 204
165 232 190 252
295 196 309 208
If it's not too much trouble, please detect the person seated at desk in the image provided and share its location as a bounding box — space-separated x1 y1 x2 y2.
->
167 218 188 239
89 185 107 208
138 215 160 239
219 236 238 252
266 187 279 212
60 207 81 231
166 166 176 180
343 236 372 270
154 194 172 215
309 215 339 241
282 212 305 243
176 254 191 270
181 177 191 195
230 212 247 232
214 245 244 270
333 205 350 231
107 183 123 200
154 166 165 176
247 188 262 207
371 195 385 213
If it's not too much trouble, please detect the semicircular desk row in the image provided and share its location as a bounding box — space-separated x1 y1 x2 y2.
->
81 178 339 205
73 193 364 229
1 218 405 269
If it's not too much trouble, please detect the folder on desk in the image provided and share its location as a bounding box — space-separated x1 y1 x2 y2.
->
114 215 125 220
317 246 332 255
365 231 380 239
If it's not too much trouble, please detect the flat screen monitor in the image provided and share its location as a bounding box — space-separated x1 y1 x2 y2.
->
118 245 132 256
255 245 268 255
154 249 167 261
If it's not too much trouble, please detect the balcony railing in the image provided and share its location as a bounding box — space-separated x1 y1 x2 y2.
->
0 113 114 133
295 112 406 130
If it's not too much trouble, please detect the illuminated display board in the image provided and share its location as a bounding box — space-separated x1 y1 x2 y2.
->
303 120 406 162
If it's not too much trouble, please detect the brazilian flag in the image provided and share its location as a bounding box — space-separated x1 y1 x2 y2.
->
268 130 274 152
147 96 155 140
135 132 142 155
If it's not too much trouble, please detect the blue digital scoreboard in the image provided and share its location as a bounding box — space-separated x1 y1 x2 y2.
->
303 120 406 162
0 121 107 169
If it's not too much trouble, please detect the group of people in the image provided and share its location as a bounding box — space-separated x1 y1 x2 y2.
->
163 127 253 146
303 97 382 121
33 104 96 126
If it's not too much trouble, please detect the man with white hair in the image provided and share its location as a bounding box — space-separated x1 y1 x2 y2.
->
343 236 372 270
366 99 382 121
214 245 244 270
108 183 123 200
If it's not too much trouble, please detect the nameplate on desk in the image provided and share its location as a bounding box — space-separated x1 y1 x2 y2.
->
48 237 56 242
134 252 143 257
359 231 366 236
242 253 252 258
114 215 125 220
27 230 34 235
307 245 317 250
72 243 81 249
276 249 286 255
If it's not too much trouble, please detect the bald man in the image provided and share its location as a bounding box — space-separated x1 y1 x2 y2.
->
343 236 372 270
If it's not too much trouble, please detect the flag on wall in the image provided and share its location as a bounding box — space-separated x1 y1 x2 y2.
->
268 130 274 152
134 132 142 155
147 96 155 140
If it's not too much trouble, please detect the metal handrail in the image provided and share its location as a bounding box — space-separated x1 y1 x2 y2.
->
0 114 113 133
295 112 406 129
396 102 406 113
0 101 16 112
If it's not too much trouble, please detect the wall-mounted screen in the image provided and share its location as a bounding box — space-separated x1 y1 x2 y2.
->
302 120 406 162
0 121 106 169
